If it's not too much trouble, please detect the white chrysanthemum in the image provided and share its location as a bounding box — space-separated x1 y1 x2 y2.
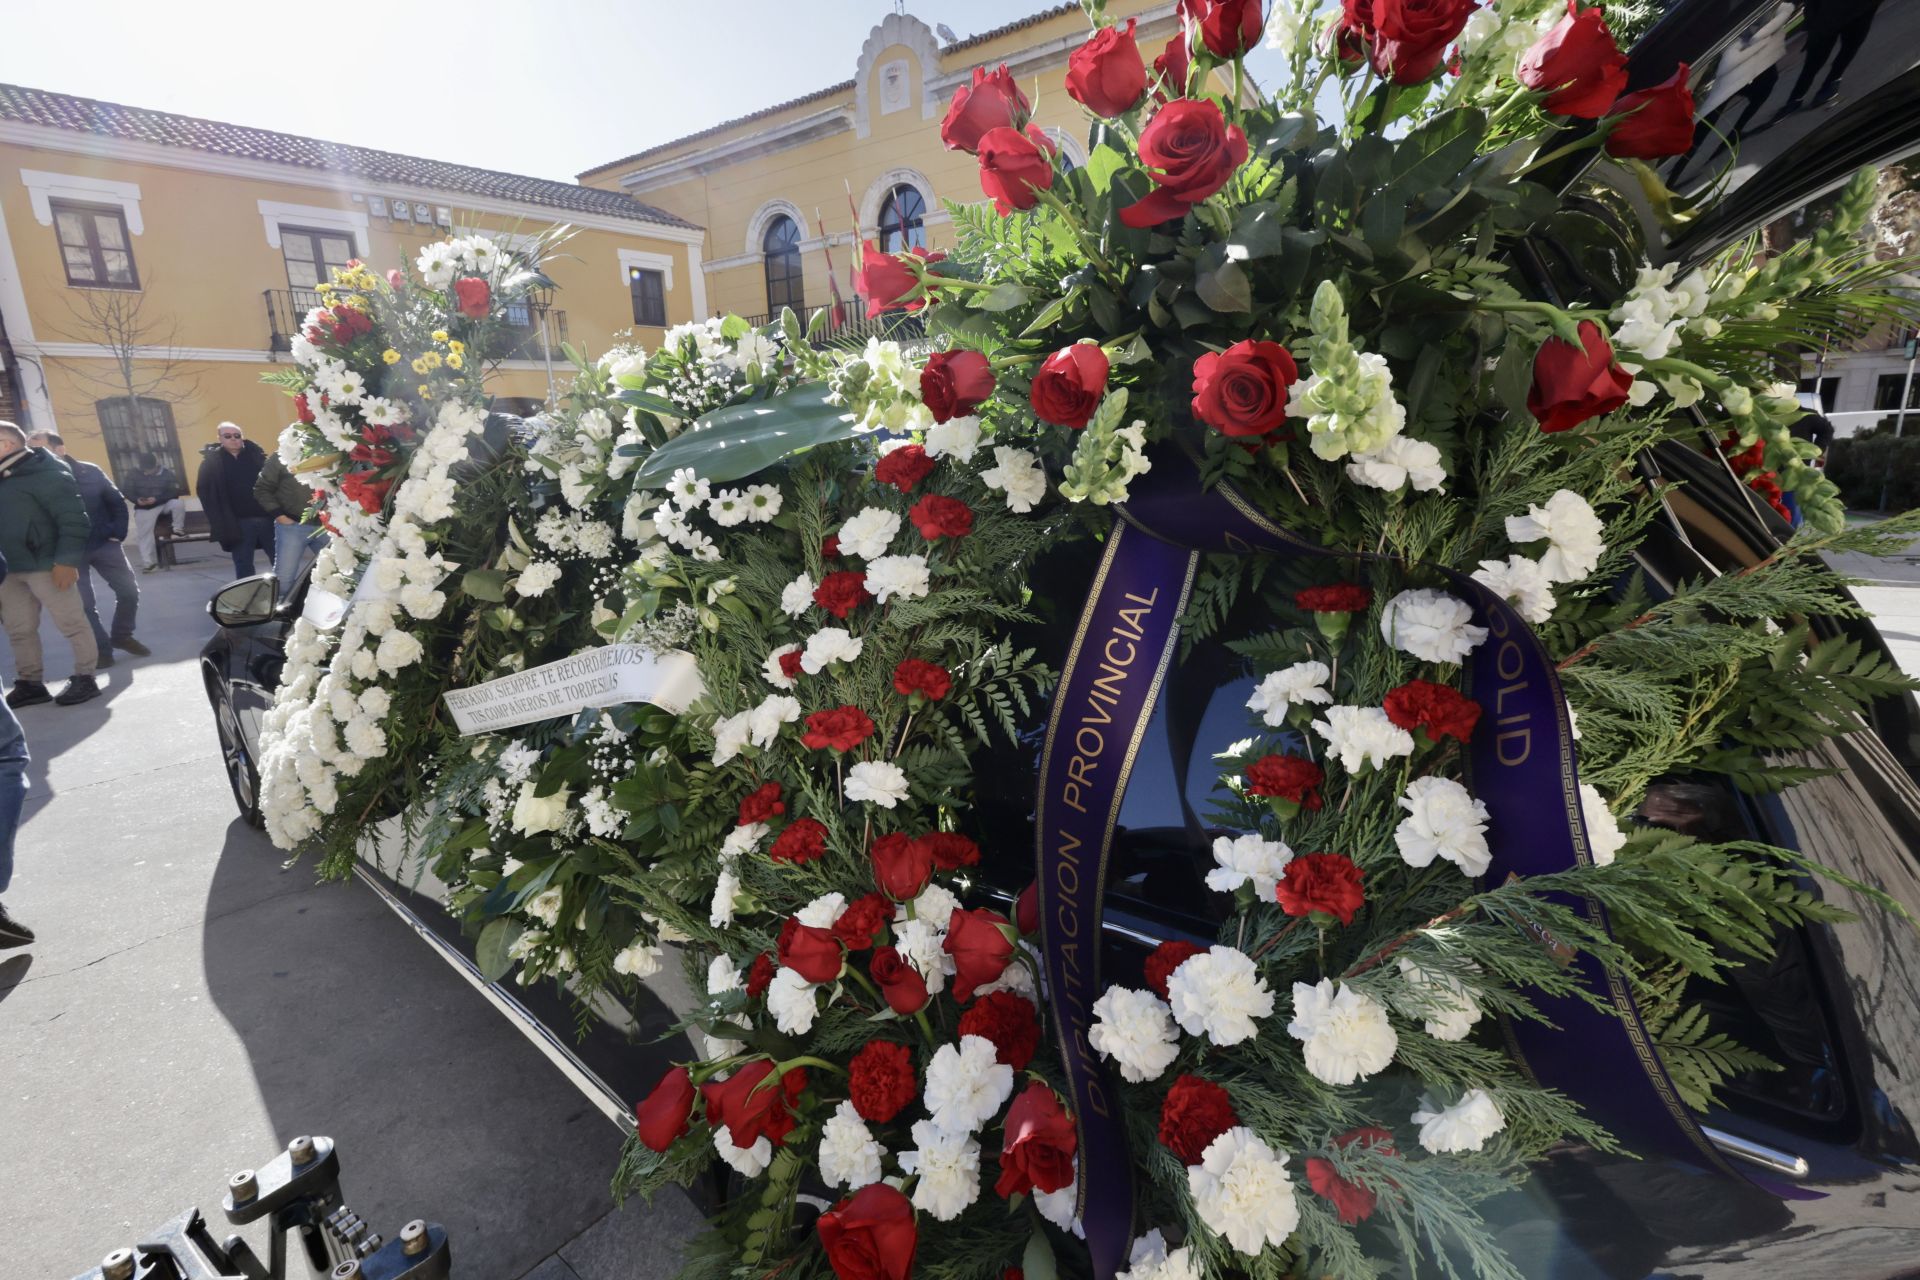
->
1397 958 1483 1041
668 467 710 510
923 1035 1014 1134
1117 1229 1202 1280
924 414 982 462
763 643 801 689
1207 832 1294 898
1313 705 1415 774
748 694 800 749
1246 661 1331 727
1471 554 1556 624
713 1124 773 1177
1286 979 1398 1086
1347 434 1445 493
865 553 930 604
707 954 742 995
1089 985 1180 1082
1187 1128 1300 1257
1395 775 1492 875
819 1101 886 1191
1380 588 1488 664
1505 490 1605 584
1412 1089 1505 1153
741 483 783 523
711 709 752 766
839 506 901 560
779 572 816 618
801 627 864 674
709 868 743 928
767 966 820 1035
845 760 909 808
612 939 664 978
981 446 1047 513
1579 782 1628 867
708 488 749 527
899 1119 981 1222
1165 946 1273 1046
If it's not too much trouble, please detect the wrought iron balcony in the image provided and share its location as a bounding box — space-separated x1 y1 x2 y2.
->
265 288 326 354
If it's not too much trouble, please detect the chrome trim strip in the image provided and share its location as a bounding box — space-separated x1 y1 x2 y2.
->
1699 1125 1810 1178
352 866 637 1138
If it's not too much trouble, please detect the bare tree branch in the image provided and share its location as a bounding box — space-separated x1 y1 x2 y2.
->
48 274 203 410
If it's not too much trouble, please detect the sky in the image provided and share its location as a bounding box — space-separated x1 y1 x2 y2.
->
0 0 1292 185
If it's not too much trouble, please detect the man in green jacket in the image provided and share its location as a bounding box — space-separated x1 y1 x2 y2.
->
0 421 100 707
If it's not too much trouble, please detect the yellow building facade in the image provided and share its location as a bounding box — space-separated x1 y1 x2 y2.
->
577 2 1184 325
0 86 705 492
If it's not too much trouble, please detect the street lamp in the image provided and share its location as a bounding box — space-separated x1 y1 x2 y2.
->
528 283 557 406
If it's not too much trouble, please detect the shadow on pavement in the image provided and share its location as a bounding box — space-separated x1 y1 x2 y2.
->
0 952 30 1005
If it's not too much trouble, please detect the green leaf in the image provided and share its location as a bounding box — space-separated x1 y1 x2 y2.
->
1020 289 1078 336
631 383 860 487
476 919 523 982
1195 258 1253 314
1084 143 1128 195
1022 1229 1058 1280
612 387 678 419
463 568 508 602
973 281 1032 312
1227 201 1291 260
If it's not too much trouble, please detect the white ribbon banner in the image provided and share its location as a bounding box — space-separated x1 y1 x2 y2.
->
443 644 706 736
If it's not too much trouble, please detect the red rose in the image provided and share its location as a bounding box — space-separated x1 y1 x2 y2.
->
1305 1127 1396 1225
815 570 875 620
1183 0 1265 58
339 471 391 515
635 1065 696 1153
1519 2 1627 118
1121 98 1249 228
945 907 1016 1001
1030 343 1110 429
779 916 845 983
778 648 806 681
834 892 894 952
1344 0 1479 86
746 951 776 998
847 1040 918 1122
893 658 953 702
453 276 491 319
701 1059 806 1149
1605 63 1696 158
1528 321 1633 433
957 990 1041 1070
1245 753 1324 809
994 1081 1079 1198
871 831 934 901
1144 939 1205 999
1383 679 1482 743
770 817 829 865
870 947 932 1016
818 1183 918 1280
1067 17 1148 117
1153 33 1192 100
1295 582 1373 613
1158 1074 1239 1165
738 781 785 826
875 444 936 494
915 831 978 870
908 494 974 541
293 392 315 424
920 349 996 423
803 705 876 752
1015 881 1039 934
1191 340 1300 438
977 125 1056 215
855 243 946 317
941 64 1031 153
1277 852 1365 926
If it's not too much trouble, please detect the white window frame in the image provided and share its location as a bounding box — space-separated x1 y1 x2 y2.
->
21 169 144 235
256 200 368 255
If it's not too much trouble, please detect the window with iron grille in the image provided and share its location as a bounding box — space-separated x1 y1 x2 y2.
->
280 227 358 313
763 215 805 314
94 396 184 487
630 267 667 327
51 200 138 289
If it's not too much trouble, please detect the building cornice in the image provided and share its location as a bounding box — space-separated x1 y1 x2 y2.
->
0 120 707 246
616 106 855 196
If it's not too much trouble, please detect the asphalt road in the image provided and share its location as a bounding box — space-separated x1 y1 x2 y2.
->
0 546 701 1279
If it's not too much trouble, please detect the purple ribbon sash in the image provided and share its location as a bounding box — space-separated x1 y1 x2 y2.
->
1037 449 1812 1276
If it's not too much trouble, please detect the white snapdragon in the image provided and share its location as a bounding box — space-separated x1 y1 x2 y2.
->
1246 661 1331 726
1397 958 1483 1041
1089 985 1180 1082
1294 350 1406 462
1286 979 1398 1086
1313 706 1416 774
1395 776 1492 875
1506 490 1605 583
1380 588 1488 664
801 627 864 674
923 1035 1014 1133
838 507 901 560
845 761 909 808
818 1101 885 1191
1188 1129 1300 1257
865 553 930 603
1413 1089 1505 1153
1207 833 1294 898
1347 434 1446 494
1165 946 1273 1046
900 1119 981 1222
1579 782 1628 866
1471 555 1557 624
981 446 1047 513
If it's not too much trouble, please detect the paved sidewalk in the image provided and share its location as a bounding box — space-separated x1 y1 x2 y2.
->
0 545 699 1279
1828 531 1920 678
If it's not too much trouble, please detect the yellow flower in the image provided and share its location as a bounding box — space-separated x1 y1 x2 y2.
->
410 357 430 375
431 329 449 343
423 351 444 370
382 349 401 365
447 353 465 370
418 384 433 399
448 339 465 354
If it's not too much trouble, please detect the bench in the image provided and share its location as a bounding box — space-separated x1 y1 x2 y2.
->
155 509 214 569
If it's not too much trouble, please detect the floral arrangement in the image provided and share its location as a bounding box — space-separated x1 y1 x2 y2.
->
255 3 1920 1280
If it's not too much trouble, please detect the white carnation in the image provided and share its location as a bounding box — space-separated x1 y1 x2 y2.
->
1117 1230 1202 1280
1165 946 1273 1047
1347 434 1446 493
906 882 959 930
801 627 864 674
767 966 821 1035
1380 588 1488 664
924 414 982 462
1313 705 1415 774
710 709 752 766
1471 554 1557 624
1285 979 1398 1086
1089 985 1180 1082
1397 957 1483 1041
865 553 930 604
923 1035 1013 1134
709 867 743 928
1034 1178 1084 1236
899 1119 981 1222
980 446 1047 513
845 760 909 808
712 1124 773 1176
763 643 801 689
1395 775 1492 875
720 822 767 862
1246 661 1331 727
1579 781 1628 866
819 1101 886 1190
748 694 800 749
1187 1128 1299 1256
707 954 742 995
779 572 816 618
612 939 663 978
838 506 901 560
892 917 951 994
1505 490 1605 584
1412 1088 1505 1153
1207 832 1294 898
797 891 847 929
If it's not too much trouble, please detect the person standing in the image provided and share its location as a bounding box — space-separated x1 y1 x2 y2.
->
0 421 100 707
126 451 188 573
27 432 148 662
254 449 324 576
196 423 275 579
0 547 33 948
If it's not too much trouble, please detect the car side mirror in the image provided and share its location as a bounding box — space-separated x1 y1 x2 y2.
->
209 575 278 627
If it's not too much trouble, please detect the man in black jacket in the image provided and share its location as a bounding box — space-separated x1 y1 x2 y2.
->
0 546 32 947
195 423 275 580
28 432 147 662
125 451 187 573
